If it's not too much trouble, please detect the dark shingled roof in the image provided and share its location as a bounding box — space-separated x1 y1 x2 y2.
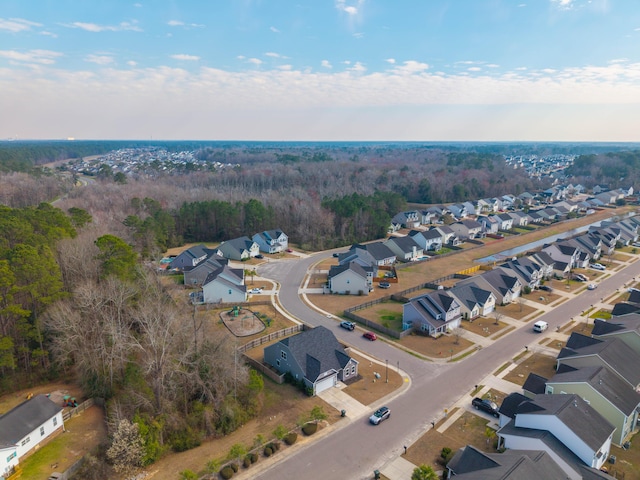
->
548 365 640 415
280 326 353 383
447 445 571 480
610 303 640 317
0 395 62 447
591 318 627 336
522 373 548 396
499 392 530 419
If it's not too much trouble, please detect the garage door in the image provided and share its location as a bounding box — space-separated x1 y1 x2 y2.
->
314 374 336 395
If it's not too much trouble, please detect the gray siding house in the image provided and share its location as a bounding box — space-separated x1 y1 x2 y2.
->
263 326 359 395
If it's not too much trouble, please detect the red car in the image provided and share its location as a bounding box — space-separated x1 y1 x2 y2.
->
363 332 377 341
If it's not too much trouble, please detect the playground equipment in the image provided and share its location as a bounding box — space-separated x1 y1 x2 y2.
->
230 305 240 317
62 395 78 408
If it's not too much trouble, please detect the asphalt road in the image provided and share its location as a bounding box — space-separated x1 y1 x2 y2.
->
255 254 640 480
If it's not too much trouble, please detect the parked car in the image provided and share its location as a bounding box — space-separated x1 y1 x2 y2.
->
628 287 640 293
632 242 640 248
590 263 606 271
363 331 377 341
255 254 264 259
332 252 340 258
471 397 499 418
379 281 391 289
286 248 293 253
573 274 588 282
369 406 391 425
587 283 597 290
340 321 356 331
539 285 552 292
249 287 263 294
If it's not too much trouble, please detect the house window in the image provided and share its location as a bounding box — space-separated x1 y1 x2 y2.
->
40 426 45 436
7 451 16 462
281 351 287 360
228 289 232 295
351 366 355 374
21 437 30 447
344 369 349 377
547 386 554 394
53 417 58 427
276 359 280 367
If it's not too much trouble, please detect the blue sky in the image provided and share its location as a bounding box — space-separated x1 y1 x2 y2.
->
1 0 640 141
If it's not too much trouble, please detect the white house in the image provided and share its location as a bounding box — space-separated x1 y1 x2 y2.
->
252 229 288 254
202 265 246 303
0 395 64 478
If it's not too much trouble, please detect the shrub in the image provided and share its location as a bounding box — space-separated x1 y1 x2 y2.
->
220 466 235 479
250 453 258 463
179 470 198 480
283 432 298 445
243 457 251 468
302 423 318 436
272 441 280 451
264 446 273 457
230 463 238 472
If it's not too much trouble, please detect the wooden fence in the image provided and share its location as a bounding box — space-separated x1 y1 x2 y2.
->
243 355 286 384
62 398 95 422
237 325 306 353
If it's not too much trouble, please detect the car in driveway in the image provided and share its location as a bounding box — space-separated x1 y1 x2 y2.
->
286 248 293 253
340 321 356 331
539 285 552 292
369 406 390 425
590 263 606 271
363 331 377 341
587 283 597 290
573 274 588 282
332 252 340 258
249 287 263 294
255 254 264 259
472 397 499 417
379 281 391 289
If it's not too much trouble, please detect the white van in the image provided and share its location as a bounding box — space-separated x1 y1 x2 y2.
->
533 321 548 333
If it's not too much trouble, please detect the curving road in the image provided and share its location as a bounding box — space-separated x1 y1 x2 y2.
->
255 253 640 480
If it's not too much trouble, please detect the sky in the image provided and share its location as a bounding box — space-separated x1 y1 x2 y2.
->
1 0 640 141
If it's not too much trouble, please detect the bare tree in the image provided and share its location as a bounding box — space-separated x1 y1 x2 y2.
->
493 309 503 326
451 327 466 345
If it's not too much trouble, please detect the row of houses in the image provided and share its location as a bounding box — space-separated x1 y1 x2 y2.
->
447 288 640 479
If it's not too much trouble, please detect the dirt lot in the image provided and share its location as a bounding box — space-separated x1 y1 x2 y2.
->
398 331 475 360
343 353 404 405
502 352 558 386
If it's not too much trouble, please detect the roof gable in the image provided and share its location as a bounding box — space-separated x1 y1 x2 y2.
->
0 395 62 445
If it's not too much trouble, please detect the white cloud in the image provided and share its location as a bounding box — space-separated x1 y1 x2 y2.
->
385 58 396 64
321 60 332 69
265 52 281 58
247 58 263 65
349 61 366 72
468 66 482 72
342 60 351 65
0 49 62 64
270 26 280 33
68 20 142 32
487 64 500 68
0 17 42 33
352 32 364 39
391 60 429 75
237 55 246 60
40 31 58 38
171 54 200 61
278 65 292 71
127 60 137 66
85 54 114 65
168 20 204 28
336 0 365 16
133 3 142 7
551 0 575 10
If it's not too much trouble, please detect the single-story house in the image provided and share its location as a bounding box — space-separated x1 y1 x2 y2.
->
0 395 64 477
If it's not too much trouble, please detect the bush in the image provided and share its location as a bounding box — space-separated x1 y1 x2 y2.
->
302 423 318 436
283 432 298 445
220 466 235 479
250 453 258 463
243 457 251 468
230 463 238 472
264 446 273 457
179 470 198 480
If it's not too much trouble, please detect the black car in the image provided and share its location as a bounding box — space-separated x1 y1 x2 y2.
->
332 252 340 258
539 285 552 292
472 397 499 417
255 254 264 259
379 281 391 289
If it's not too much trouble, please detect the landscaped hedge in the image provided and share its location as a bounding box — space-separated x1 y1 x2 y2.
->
283 432 298 445
302 423 318 436
250 452 258 463
220 466 235 479
243 456 251 468
264 446 273 457
230 463 238 472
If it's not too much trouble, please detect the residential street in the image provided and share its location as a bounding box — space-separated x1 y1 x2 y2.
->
250 252 640 480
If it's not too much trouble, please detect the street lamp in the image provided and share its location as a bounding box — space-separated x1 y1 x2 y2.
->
385 359 388 383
